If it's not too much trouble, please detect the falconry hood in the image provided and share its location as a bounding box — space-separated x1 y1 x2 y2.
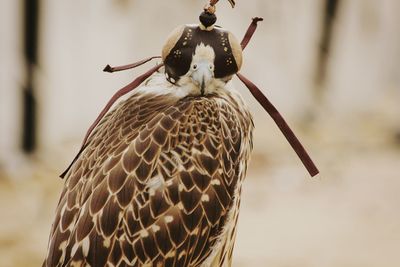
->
161 14 243 84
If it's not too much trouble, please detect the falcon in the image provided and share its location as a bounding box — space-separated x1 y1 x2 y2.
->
43 1 318 266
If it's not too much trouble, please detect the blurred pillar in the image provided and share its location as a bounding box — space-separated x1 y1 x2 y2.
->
314 0 341 99
22 0 40 153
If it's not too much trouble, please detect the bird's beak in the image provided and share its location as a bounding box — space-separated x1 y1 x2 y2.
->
191 62 214 95
200 77 206 95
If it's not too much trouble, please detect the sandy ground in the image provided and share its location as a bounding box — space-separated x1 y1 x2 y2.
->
0 116 399 267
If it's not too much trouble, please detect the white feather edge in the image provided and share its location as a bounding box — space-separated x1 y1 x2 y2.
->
134 69 240 100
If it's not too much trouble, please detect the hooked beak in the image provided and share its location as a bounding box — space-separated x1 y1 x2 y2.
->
191 63 214 96
200 77 206 95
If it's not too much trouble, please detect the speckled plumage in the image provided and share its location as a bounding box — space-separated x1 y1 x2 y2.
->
44 70 253 267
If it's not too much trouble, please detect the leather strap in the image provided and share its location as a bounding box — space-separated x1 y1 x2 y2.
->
206 0 235 12
237 73 319 177
60 63 163 178
239 17 319 177
103 56 161 73
240 17 264 50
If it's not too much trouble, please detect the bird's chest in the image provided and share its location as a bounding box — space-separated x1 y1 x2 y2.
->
167 95 252 223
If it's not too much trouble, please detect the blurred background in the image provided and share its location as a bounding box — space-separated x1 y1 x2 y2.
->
1 0 399 266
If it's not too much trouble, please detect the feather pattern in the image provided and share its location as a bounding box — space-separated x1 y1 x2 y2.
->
44 71 253 267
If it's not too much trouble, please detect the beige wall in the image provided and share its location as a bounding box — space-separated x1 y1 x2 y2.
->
1 0 398 163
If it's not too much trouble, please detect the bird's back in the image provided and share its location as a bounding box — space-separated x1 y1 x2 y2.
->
44 73 253 267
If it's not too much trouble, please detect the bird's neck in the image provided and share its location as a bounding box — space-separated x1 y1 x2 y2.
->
137 71 231 99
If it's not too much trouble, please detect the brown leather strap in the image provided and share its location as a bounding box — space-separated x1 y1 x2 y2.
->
237 73 319 177
239 17 319 177
206 0 235 12
103 56 161 73
241 17 264 50
60 63 164 178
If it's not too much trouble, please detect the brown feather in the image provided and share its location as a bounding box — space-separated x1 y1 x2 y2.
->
43 73 253 266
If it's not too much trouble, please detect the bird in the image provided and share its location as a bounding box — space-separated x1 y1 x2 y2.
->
43 11 254 267
43 2 319 266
